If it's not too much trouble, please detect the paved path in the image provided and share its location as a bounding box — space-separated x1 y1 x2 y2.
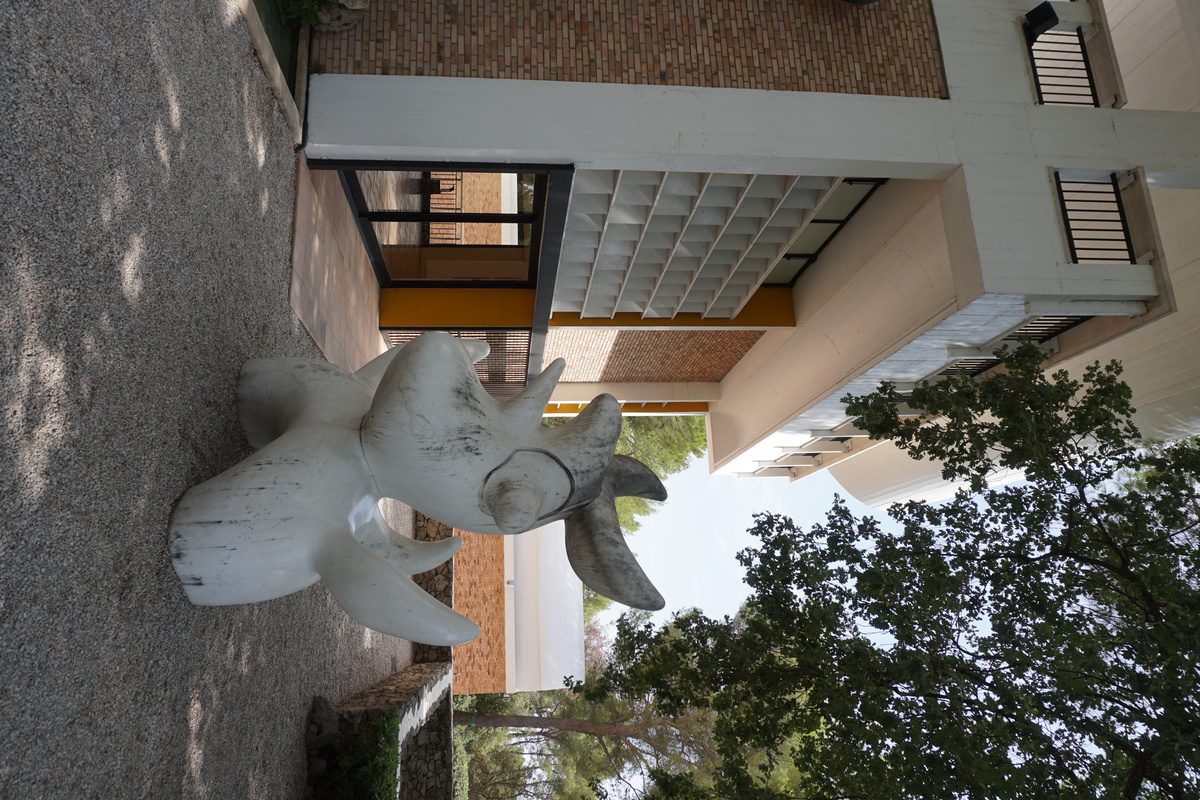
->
0 3 412 797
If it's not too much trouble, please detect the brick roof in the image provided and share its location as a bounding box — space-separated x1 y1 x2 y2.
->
546 329 764 382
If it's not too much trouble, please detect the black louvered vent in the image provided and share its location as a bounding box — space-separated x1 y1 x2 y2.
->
935 316 1090 379
1028 27 1100 107
1055 174 1137 264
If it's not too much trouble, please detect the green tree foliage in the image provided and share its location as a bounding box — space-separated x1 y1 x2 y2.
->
279 0 328 25
455 693 562 800
613 416 706 533
313 710 402 800
453 686 721 799
544 415 706 532
518 175 536 244
584 586 614 625
453 418 708 797
584 342 1200 799
613 415 707 477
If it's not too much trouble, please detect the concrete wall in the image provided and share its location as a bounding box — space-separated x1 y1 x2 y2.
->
827 0 1200 508
301 0 1200 483
708 179 956 469
505 523 585 693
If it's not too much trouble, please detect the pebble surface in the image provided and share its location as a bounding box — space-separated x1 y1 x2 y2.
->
1 3 412 797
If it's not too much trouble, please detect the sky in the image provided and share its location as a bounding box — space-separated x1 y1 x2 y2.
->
598 457 889 627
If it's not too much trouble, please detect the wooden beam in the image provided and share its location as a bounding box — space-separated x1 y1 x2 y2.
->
544 401 709 416
549 286 794 329
550 381 722 404
379 288 536 328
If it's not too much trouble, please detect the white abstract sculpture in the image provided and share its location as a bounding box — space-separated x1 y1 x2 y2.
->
169 332 667 645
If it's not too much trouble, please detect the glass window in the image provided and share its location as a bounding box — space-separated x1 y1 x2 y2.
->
353 170 546 283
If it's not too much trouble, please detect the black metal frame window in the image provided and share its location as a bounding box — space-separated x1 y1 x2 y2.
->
935 316 1090 379
766 178 887 286
307 160 574 290
937 170 1142 380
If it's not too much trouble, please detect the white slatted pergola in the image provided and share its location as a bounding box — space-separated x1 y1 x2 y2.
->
554 169 840 319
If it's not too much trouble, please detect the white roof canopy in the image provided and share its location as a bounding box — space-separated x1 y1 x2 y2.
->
554 169 839 319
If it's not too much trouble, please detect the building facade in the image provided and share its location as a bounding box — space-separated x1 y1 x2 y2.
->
304 0 1200 479
298 0 1200 683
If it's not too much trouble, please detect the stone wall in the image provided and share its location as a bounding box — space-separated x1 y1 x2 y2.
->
338 661 450 712
310 0 946 97
309 661 455 800
413 514 455 664
400 696 453 800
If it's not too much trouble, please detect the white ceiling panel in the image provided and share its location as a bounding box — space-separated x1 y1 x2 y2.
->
557 169 840 318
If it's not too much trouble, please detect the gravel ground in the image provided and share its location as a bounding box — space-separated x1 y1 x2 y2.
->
0 3 412 798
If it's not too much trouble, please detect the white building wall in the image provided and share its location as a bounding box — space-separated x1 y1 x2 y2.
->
708 180 958 471
305 75 959 179
1052 0 1200 442
829 0 1200 509
710 0 1200 475
830 439 974 509
1104 0 1200 113
504 522 586 693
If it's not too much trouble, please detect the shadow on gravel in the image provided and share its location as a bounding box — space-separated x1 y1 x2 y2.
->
0 4 410 799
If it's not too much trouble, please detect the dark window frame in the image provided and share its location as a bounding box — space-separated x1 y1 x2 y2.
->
769 178 887 286
309 159 574 380
308 160 573 291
